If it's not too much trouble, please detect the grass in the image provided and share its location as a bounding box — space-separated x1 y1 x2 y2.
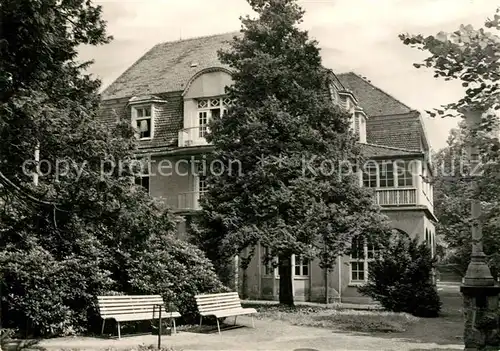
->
245 285 464 345
244 303 419 333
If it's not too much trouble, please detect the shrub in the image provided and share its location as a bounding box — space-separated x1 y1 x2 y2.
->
128 234 229 324
0 245 113 337
358 234 441 317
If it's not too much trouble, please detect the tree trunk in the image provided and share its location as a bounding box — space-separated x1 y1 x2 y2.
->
324 268 329 304
278 254 294 306
242 269 248 299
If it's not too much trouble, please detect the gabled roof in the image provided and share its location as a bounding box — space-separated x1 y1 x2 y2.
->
101 32 240 100
337 72 412 117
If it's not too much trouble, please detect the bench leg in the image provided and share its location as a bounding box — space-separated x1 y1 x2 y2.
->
117 321 121 339
251 315 255 328
199 316 203 327
234 316 237 326
101 319 106 335
216 318 221 335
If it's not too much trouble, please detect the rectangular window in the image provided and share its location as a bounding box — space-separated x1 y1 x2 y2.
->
362 162 377 188
262 246 275 276
132 106 153 139
294 257 309 276
395 160 413 187
351 261 365 282
134 157 150 193
198 111 208 138
350 236 379 284
198 174 208 201
135 176 150 193
379 161 394 187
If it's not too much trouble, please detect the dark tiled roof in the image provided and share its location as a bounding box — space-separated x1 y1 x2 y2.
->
337 72 412 117
367 112 423 151
102 32 240 100
100 32 429 154
360 143 423 158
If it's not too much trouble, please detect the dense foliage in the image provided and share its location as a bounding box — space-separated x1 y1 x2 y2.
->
0 0 225 336
432 122 500 278
401 8 500 279
358 232 441 317
192 0 391 305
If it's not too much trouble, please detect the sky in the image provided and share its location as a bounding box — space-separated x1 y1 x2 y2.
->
79 0 500 151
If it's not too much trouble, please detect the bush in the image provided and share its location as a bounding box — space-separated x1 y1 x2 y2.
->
358 234 441 317
128 234 229 324
0 245 113 337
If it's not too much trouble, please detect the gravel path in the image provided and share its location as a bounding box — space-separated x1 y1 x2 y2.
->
32 316 463 351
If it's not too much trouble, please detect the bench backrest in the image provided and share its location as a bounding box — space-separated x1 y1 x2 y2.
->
97 295 165 319
194 292 243 313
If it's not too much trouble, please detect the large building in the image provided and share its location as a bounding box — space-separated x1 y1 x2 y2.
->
99 32 437 304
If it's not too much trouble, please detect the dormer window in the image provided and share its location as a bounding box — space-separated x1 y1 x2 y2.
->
129 95 166 141
132 105 153 139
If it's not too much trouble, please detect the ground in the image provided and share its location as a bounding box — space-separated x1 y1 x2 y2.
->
8 283 464 351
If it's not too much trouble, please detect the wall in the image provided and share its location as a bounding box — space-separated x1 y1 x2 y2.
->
183 71 233 100
241 209 431 304
337 209 428 303
149 155 194 208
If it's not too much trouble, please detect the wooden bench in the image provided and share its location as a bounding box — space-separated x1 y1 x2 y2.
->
194 292 257 335
97 295 181 339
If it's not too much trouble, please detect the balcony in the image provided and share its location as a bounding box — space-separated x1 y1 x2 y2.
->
375 188 417 206
178 127 209 147
374 187 435 219
163 191 207 211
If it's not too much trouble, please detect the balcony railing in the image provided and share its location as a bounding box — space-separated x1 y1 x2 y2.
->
163 191 207 211
178 127 209 147
375 188 417 206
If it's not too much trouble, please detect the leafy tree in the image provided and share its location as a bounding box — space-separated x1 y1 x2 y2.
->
358 232 442 318
192 0 391 306
400 8 500 279
0 0 225 336
433 123 500 278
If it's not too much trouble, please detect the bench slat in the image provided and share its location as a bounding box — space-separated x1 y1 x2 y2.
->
101 312 181 319
204 308 257 318
99 300 164 307
97 299 163 306
97 295 161 300
194 292 239 299
196 300 241 308
100 306 166 314
198 303 241 312
110 311 181 322
195 295 240 302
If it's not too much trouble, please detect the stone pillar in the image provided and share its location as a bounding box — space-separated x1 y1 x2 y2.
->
462 286 500 350
460 108 500 350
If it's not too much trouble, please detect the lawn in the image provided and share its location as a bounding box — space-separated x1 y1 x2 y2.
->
242 284 464 345
243 303 419 333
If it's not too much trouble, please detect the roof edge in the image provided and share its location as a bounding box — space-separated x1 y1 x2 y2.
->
337 72 414 113
153 30 241 48
363 142 424 154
